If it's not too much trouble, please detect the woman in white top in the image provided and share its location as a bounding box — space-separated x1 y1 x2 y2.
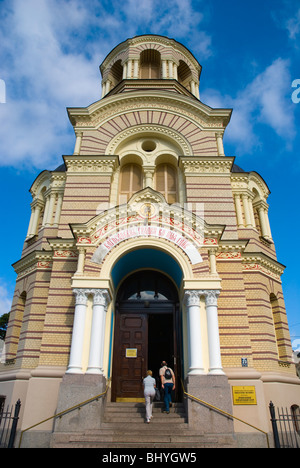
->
143 370 156 423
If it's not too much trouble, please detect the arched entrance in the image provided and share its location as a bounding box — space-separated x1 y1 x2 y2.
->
111 269 182 402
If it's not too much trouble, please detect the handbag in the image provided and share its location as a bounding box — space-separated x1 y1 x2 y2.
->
155 388 161 401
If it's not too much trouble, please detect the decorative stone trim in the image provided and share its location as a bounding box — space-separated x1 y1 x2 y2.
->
106 124 192 156
68 93 231 132
63 155 119 174
242 252 285 280
12 251 53 278
179 156 234 174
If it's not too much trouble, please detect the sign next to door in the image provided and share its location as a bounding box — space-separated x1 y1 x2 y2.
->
232 386 257 405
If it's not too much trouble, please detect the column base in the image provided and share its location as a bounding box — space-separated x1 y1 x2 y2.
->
186 374 234 434
188 368 206 375
53 373 107 432
208 368 225 375
66 367 83 374
86 367 103 375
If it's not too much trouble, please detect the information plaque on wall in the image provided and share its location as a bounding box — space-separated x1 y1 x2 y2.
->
125 348 137 358
232 386 257 405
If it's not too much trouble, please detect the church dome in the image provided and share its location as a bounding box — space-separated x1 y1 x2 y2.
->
99 34 202 99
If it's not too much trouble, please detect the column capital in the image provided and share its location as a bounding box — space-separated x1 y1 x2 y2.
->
91 289 110 307
73 289 89 306
184 290 202 307
31 198 44 209
205 290 220 307
184 289 220 307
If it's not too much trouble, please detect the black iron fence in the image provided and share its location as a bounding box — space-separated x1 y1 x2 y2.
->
0 399 21 448
269 401 300 448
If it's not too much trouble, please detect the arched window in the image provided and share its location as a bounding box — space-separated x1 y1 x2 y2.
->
140 49 161 79
270 293 283 360
109 60 123 88
5 292 27 361
119 163 143 203
155 163 177 203
117 270 178 302
178 60 193 89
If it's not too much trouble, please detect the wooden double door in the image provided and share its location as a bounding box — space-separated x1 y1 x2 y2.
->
111 271 181 401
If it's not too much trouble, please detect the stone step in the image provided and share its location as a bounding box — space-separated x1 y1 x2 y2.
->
103 413 186 422
52 431 236 449
103 402 186 422
104 402 184 410
51 400 237 448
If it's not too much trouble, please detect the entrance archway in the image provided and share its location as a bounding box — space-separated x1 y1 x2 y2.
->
111 269 181 402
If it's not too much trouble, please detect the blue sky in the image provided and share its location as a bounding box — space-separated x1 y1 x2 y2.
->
0 0 299 350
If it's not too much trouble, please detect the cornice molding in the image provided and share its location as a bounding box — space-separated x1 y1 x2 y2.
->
67 91 232 133
29 170 51 197
242 252 285 280
47 238 76 250
179 156 234 174
12 250 53 277
231 171 270 199
63 155 119 174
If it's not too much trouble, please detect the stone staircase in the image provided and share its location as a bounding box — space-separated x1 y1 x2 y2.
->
51 401 237 448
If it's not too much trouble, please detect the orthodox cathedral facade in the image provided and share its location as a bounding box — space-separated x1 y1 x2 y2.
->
1 35 299 447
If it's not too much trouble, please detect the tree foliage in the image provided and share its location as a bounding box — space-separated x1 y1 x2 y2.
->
0 313 9 340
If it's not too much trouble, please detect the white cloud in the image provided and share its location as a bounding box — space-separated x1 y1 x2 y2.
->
0 280 13 317
0 0 210 170
0 0 102 169
285 8 300 40
202 58 295 154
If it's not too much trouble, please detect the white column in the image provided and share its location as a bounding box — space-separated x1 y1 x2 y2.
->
42 196 50 226
249 197 256 228
234 194 244 228
30 201 43 235
144 167 155 188
67 289 89 374
53 192 63 226
242 194 252 228
257 205 272 239
74 132 82 155
122 62 127 79
265 208 272 240
190 81 196 96
46 193 56 226
209 249 217 275
173 63 178 80
205 290 224 375
86 289 110 374
162 60 167 78
26 206 35 238
75 247 85 276
133 59 139 79
101 81 105 98
105 80 111 95
216 132 225 156
184 290 205 375
127 60 132 79
168 61 173 78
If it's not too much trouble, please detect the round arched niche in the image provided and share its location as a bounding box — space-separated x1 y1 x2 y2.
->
107 125 191 159
111 247 183 292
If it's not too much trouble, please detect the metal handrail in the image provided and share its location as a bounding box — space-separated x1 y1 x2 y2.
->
181 379 270 448
18 378 111 448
